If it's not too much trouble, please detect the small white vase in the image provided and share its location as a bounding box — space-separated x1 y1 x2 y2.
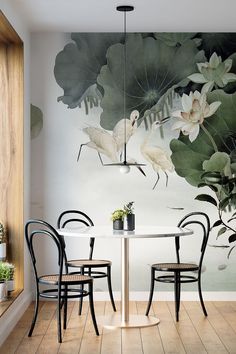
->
0 282 7 301
0 243 6 261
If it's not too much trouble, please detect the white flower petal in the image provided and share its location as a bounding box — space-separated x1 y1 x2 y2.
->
172 120 185 130
198 92 206 105
182 93 193 112
193 90 201 99
224 58 232 72
189 125 200 142
209 52 221 68
197 62 207 73
205 101 221 117
223 73 236 84
181 122 196 132
201 81 214 94
188 73 207 83
171 110 182 118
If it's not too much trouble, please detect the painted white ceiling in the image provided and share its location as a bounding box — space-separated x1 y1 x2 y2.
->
12 0 236 32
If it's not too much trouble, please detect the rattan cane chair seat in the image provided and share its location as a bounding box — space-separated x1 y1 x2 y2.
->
39 274 92 285
67 259 111 267
153 263 199 272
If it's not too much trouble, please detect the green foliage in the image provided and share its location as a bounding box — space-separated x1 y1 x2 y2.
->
0 223 6 244
202 152 231 176
195 194 217 206
54 33 123 110
171 90 236 186
31 104 43 139
0 262 14 282
154 33 197 47
111 209 125 222
97 34 204 129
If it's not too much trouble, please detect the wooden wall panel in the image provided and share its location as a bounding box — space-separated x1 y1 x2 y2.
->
6 44 24 290
0 11 24 312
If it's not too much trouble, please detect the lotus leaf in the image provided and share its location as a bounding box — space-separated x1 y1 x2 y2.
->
54 33 123 109
170 90 236 186
154 33 196 47
97 34 205 130
223 53 236 93
203 152 231 176
31 104 43 139
199 33 236 60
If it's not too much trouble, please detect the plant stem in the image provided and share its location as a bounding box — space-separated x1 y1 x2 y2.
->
218 207 236 234
201 124 218 153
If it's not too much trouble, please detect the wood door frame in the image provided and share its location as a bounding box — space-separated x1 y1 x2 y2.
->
0 10 24 316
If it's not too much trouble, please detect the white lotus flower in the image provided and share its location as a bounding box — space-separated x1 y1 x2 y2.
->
188 52 236 93
171 91 221 142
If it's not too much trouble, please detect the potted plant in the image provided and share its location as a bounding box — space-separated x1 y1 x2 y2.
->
111 209 125 230
0 222 6 261
7 263 15 293
0 262 13 301
124 201 135 231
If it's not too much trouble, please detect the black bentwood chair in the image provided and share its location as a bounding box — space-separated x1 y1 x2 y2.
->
57 210 116 315
146 212 210 321
25 219 99 343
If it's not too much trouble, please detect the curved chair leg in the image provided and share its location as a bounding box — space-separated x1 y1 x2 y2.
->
146 267 155 316
174 271 181 322
79 267 85 316
88 282 99 336
28 285 40 337
198 276 207 316
107 266 116 312
63 285 68 330
57 288 62 343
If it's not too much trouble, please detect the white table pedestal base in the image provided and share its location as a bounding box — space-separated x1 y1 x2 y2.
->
98 314 160 329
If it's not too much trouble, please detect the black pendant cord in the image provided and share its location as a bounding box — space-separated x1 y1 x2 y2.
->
123 9 127 164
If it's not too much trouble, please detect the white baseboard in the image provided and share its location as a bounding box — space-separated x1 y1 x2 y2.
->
92 291 236 301
0 290 33 347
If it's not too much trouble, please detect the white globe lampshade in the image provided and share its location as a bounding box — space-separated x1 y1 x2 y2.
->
119 165 130 174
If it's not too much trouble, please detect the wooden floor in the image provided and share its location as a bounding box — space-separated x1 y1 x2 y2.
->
1 301 236 353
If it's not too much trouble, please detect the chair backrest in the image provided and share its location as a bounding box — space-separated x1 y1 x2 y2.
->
57 210 95 259
25 219 66 286
176 212 210 274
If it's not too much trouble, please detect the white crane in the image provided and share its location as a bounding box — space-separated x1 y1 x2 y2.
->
113 110 139 155
141 118 174 189
77 125 146 176
77 126 119 163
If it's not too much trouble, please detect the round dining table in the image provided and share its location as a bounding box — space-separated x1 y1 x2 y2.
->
57 225 193 329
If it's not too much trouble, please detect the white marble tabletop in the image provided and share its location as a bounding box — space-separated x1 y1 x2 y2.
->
57 225 193 239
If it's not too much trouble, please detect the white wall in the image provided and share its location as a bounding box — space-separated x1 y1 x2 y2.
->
30 32 236 294
0 0 31 346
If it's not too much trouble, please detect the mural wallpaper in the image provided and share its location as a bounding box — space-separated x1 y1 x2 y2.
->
54 32 236 259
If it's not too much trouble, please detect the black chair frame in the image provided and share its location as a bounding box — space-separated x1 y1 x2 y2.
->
57 210 116 315
146 212 210 321
25 219 99 343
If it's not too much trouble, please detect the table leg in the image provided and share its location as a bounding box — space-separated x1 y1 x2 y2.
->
100 237 160 329
121 238 129 324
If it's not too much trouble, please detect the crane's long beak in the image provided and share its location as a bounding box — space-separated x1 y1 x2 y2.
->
137 166 146 176
160 116 170 124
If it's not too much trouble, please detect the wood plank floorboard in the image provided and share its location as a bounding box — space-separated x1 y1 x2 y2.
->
1 301 236 354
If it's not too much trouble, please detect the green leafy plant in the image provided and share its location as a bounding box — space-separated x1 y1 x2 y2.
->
124 201 134 215
0 222 6 244
111 209 126 222
195 170 236 257
0 262 14 282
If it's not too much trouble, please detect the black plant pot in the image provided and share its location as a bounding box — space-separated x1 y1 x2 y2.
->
113 219 124 230
125 214 135 231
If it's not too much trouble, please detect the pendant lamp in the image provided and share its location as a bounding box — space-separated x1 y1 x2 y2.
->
104 5 146 174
